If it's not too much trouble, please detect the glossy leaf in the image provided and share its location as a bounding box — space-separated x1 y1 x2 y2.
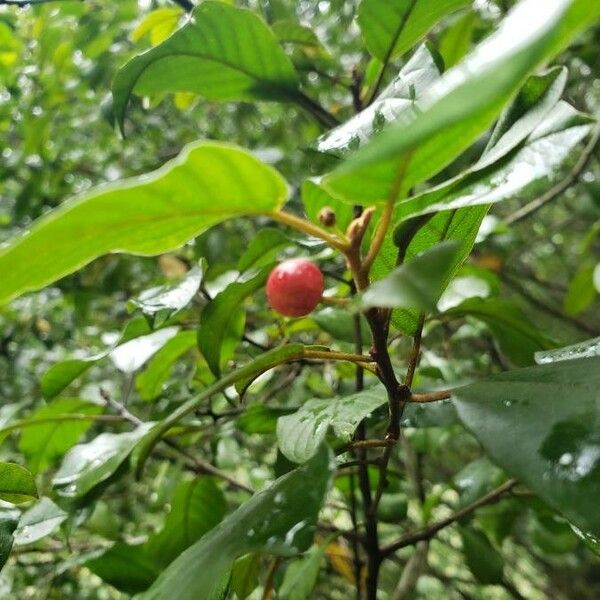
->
277 387 385 463
40 317 152 399
393 101 595 219
357 0 471 62
0 142 288 306
444 297 554 366
199 267 271 377
113 1 300 130
0 463 37 504
136 331 197 400
535 336 600 365
53 423 153 499
279 543 327 600
367 66 568 333
452 356 600 536
400 399 458 428
110 327 179 373
326 0 600 204
18 399 103 474
138 447 332 600
129 264 204 328
360 241 461 311
317 44 440 155
13 497 67 545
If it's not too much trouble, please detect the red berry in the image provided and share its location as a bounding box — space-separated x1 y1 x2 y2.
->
266 259 324 317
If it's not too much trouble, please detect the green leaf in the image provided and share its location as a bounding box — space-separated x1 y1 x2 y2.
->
0 519 17 572
460 526 504 584
146 478 227 567
389 207 488 334
230 553 260 600
326 0 600 204
438 11 478 69
18 399 103 474
129 264 204 328
237 228 290 274
535 336 600 365
87 543 160 595
238 405 295 435
136 331 197 400
131 7 182 46
279 543 327 600
40 317 152 399
13 497 67 545
564 264 597 316
113 1 300 131
360 241 461 311
357 0 471 62
444 297 554 366
110 327 180 373
199 267 271 377
393 101 595 219
0 463 37 504
272 20 325 50
452 356 600 536
0 142 288 307
277 387 385 463
401 398 458 428
316 43 441 156
311 308 369 344
52 423 153 499
138 447 332 600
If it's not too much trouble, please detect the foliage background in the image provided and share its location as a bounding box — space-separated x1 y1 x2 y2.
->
0 0 599 598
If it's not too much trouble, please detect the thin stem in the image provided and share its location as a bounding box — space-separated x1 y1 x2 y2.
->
362 151 413 278
381 479 518 557
409 389 452 403
270 210 349 252
303 349 374 363
362 200 394 273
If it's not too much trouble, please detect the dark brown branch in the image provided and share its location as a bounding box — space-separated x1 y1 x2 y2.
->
381 479 517 557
